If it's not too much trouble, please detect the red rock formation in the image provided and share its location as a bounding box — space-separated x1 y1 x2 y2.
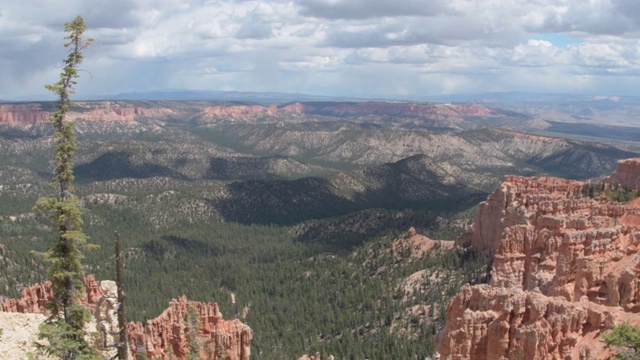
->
604 158 640 188
1 274 104 313
2 276 252 360
127 296 252 360
0 104 49 126
393 226 454 258
199 103 318 121
280 102 315 113
196 102 503 124
437 160 640 359
0 102 174 127
1 100 508 129
68 102 174 122
202 104 279 120
436 284 638 360
455 103 495 116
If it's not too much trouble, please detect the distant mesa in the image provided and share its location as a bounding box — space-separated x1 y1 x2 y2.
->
0 100 518 133
0 102 174 127
197 101 506 126
0 103 48 127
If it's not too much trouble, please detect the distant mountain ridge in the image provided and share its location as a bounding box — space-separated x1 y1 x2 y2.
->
0 100 526 131
3 97 639 143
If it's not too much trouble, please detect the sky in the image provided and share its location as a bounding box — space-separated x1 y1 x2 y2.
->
2 0 640 100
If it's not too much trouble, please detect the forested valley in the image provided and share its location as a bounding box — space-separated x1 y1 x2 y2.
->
1 98 637 358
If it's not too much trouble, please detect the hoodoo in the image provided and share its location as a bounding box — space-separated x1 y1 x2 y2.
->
1 275 252 360
436 158 640 359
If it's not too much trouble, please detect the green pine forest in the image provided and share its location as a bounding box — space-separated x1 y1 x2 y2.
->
0 186 488 358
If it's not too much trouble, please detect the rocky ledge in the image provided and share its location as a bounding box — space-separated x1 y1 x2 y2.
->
605 157 640 189
128 296 252 360
1 275 252 360
436 158 640 359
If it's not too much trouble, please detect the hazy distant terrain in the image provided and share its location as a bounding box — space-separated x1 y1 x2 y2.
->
464 93 640 148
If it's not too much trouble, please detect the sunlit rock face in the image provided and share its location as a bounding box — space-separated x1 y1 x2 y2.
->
1 276 252 360
605 158 640 188
437 159 640 359
0 104 48 127
127 296 252 360
1 274 104 313
0 102 174 127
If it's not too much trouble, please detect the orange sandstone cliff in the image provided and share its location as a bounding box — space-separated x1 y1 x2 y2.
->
1 274 105 313
436 158 640 360
605 158 640 189
0 101 511 129
0 102 173 127
1 275 252 360
0 104 49 126
67 102 174 123
127 296 252 360
198 102 500 122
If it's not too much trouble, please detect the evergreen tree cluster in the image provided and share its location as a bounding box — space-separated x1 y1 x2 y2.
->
1 180 483 359
603 323 640 360
578 181 640 202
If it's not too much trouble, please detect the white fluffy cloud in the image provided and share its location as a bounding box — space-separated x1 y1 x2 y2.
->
1 0 640 99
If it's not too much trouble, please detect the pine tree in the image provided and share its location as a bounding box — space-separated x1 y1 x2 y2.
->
34 15 98 360
603 323 640 360
184 305 202 360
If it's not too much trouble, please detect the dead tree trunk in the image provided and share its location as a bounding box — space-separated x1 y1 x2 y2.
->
115 231 128 359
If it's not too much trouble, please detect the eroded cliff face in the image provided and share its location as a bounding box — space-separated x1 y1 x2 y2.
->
0 104 49 126
202 104 280 120
605 158 640 188
0 102 174 127
1 101 505 129
128 296 252 360
68 102 174 122
197 102 503 125
1 274 104 313
1 275 252 360
437 159 640 360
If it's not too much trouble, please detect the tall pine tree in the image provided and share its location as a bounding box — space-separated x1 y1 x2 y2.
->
34 15 98 360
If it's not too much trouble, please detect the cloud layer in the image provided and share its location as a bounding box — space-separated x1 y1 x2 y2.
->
1 0 640 99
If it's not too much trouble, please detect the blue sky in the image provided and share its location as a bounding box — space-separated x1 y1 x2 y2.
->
2 0 640 100
535 34 583 47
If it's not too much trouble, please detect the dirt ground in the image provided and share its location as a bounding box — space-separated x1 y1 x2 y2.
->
0 311 49 359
